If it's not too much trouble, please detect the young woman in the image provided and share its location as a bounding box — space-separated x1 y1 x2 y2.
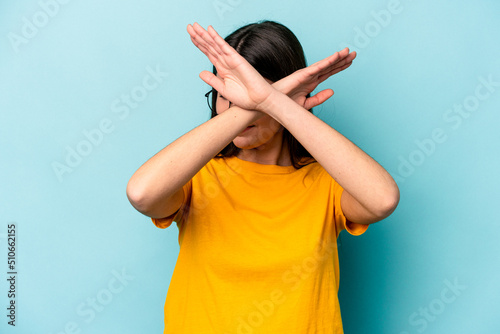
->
127 21 399 333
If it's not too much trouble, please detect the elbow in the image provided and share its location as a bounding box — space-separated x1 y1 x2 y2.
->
126 180 151 215
126 179 177 218
376 184 400 220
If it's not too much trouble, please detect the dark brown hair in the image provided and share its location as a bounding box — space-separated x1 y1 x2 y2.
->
208 20 315 169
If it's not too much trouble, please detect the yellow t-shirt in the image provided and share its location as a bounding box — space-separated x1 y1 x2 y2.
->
152 155 369 333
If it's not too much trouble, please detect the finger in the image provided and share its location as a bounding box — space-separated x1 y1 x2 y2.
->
305 50 350 79
318 61 353 82
309 52 342 72
322 50 352 69
314 52 356 81
301 59 350 87
187 24 206 47
321 49 350 65
202 24 225 55
207 25 237 56
199 70 225 93
343 51 357 63
319 60 353 79
189 35 208 54
193 23 224 57
304 89 334 110
189 26 227 69
188 31 221 67
188 24 214 55
339 47 350 58
349 50 357 60
189 23 219 59
190 24 221 59
191 36 219 64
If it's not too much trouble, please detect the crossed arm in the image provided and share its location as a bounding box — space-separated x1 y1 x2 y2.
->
126 23 399 224
186 23 400 224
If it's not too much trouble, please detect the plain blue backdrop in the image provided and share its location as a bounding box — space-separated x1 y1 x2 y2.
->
1 0 499 333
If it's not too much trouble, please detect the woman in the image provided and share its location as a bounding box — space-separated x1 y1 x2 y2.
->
127 21 399 333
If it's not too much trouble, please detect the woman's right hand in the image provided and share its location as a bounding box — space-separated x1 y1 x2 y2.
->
188 23 356 114
272 48 357 110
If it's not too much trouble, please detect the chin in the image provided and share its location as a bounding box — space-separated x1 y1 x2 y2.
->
232 138 261 150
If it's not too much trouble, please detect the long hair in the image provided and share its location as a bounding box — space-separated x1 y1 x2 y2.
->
208 20 315 169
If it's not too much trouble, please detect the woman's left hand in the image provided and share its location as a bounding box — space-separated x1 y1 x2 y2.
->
187 22 277 112
273 48 356 110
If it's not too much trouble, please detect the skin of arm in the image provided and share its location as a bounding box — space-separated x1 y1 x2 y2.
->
261 90 400 224
126 105 261 219
188 23 400 224
126 39 351 218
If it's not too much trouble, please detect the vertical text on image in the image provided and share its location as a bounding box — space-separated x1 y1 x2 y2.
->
6 223 17 326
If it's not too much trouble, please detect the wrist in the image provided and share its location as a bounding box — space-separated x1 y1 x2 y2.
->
271 80 290 96
256 89 307 126
255 88 284 115
228 105 265 124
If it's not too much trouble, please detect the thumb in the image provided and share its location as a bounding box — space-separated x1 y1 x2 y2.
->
199 71 225 93
304 89 334 110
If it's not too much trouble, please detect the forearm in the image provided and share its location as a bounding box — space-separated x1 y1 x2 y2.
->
127 106 261 216
261 90 399 218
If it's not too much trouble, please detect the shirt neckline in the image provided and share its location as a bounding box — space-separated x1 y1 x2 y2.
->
225 155 307 174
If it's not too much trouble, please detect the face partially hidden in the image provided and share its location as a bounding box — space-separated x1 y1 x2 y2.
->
215 89 284 152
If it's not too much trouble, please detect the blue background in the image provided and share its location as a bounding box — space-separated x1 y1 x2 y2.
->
1 0 499 333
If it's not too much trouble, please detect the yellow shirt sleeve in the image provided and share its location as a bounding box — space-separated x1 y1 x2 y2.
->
151 178 192 229
334 185 370 236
